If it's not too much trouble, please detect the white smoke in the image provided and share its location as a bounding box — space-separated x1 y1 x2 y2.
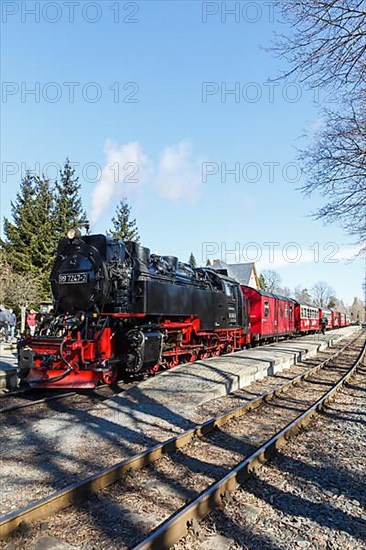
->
90 140 148 224
90 139 203 224
155 140 203 202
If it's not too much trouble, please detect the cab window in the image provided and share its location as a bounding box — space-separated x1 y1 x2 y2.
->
224 283 233 298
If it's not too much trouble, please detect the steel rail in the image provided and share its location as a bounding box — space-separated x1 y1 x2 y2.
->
0 330 353 410
0 327 347 401
0 381 133 414
0 332 363 540
134 337 366 550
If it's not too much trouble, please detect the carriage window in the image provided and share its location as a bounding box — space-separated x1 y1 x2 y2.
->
264 301 270 318
285 304 288 318
289 305 293 319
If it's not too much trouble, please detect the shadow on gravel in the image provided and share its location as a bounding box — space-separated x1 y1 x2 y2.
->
278 453 365 504
246 454 366 540
1 384 201 547
203 506 285 550
322 407 366 426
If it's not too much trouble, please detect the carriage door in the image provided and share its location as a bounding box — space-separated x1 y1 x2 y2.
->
274 299 278 334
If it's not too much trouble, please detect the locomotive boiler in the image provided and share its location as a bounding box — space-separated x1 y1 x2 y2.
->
18 230 250 388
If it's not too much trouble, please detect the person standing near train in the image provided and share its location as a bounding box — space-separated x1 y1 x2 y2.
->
26 309 37 336
0 307 10 342
8 309 17 340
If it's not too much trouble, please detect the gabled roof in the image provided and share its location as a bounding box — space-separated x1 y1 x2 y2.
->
210 260 259 287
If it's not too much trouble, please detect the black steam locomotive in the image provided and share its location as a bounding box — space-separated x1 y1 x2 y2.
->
19 229 249 388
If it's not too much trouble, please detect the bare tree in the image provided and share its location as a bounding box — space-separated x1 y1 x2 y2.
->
311 281 335 307
0 252 12 305
272 2 366 247
6 273 43 310
260 270 282 292
300 98 366 246
278 286 292 297
351 296 365 322
5 273 44 333
294 286 313 304
274 1 366 91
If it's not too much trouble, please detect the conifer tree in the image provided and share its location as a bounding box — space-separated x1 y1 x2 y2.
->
188 253 197 268
2 172 38 274
54 159 86 239
30 177 57 291
2 173 55 297
108 199 140 242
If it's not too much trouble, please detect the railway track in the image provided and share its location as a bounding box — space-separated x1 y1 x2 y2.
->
0 331 364 548
0 380 139 415
0 329 355 414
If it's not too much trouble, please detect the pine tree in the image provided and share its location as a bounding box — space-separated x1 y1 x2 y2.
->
2 172 39 274
2 173 56 297
54 159 86 239
188 253 197 268
30 177 57 292
108 199 140 242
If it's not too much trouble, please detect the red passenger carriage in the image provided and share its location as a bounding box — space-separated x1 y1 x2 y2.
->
241 286 296 344
295 304 320 333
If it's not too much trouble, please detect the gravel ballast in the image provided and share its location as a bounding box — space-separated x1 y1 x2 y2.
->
1 334 364 549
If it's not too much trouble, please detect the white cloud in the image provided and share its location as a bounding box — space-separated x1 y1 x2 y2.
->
90 139 203 225
155 140 203 202
90 140 148 224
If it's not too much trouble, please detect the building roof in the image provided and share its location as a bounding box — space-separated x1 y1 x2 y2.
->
211 260 259 287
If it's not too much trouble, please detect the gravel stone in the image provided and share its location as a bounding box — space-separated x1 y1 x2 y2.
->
32 536 77 549
1 330 363 550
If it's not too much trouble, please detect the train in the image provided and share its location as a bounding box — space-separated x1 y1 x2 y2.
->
18 230 350 389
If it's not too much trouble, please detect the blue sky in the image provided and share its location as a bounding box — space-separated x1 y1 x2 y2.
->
1 1 364 304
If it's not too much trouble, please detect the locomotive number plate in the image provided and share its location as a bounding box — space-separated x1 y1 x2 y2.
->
58 273 87 284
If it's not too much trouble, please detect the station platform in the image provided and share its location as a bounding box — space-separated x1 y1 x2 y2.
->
0 342 18 390
106 326 360 423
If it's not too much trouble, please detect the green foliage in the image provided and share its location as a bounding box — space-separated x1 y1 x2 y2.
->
54 159 86 239
258 273 266 291
1 160 85 299
108 199 140 242
188 253 197 268
2 173 38 275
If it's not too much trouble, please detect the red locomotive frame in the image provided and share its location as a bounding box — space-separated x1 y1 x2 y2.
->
22 287 349 389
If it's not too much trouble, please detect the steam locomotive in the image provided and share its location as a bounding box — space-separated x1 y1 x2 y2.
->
18 229 250 388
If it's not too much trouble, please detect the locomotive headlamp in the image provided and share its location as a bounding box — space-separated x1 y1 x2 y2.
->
67 228 82 240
